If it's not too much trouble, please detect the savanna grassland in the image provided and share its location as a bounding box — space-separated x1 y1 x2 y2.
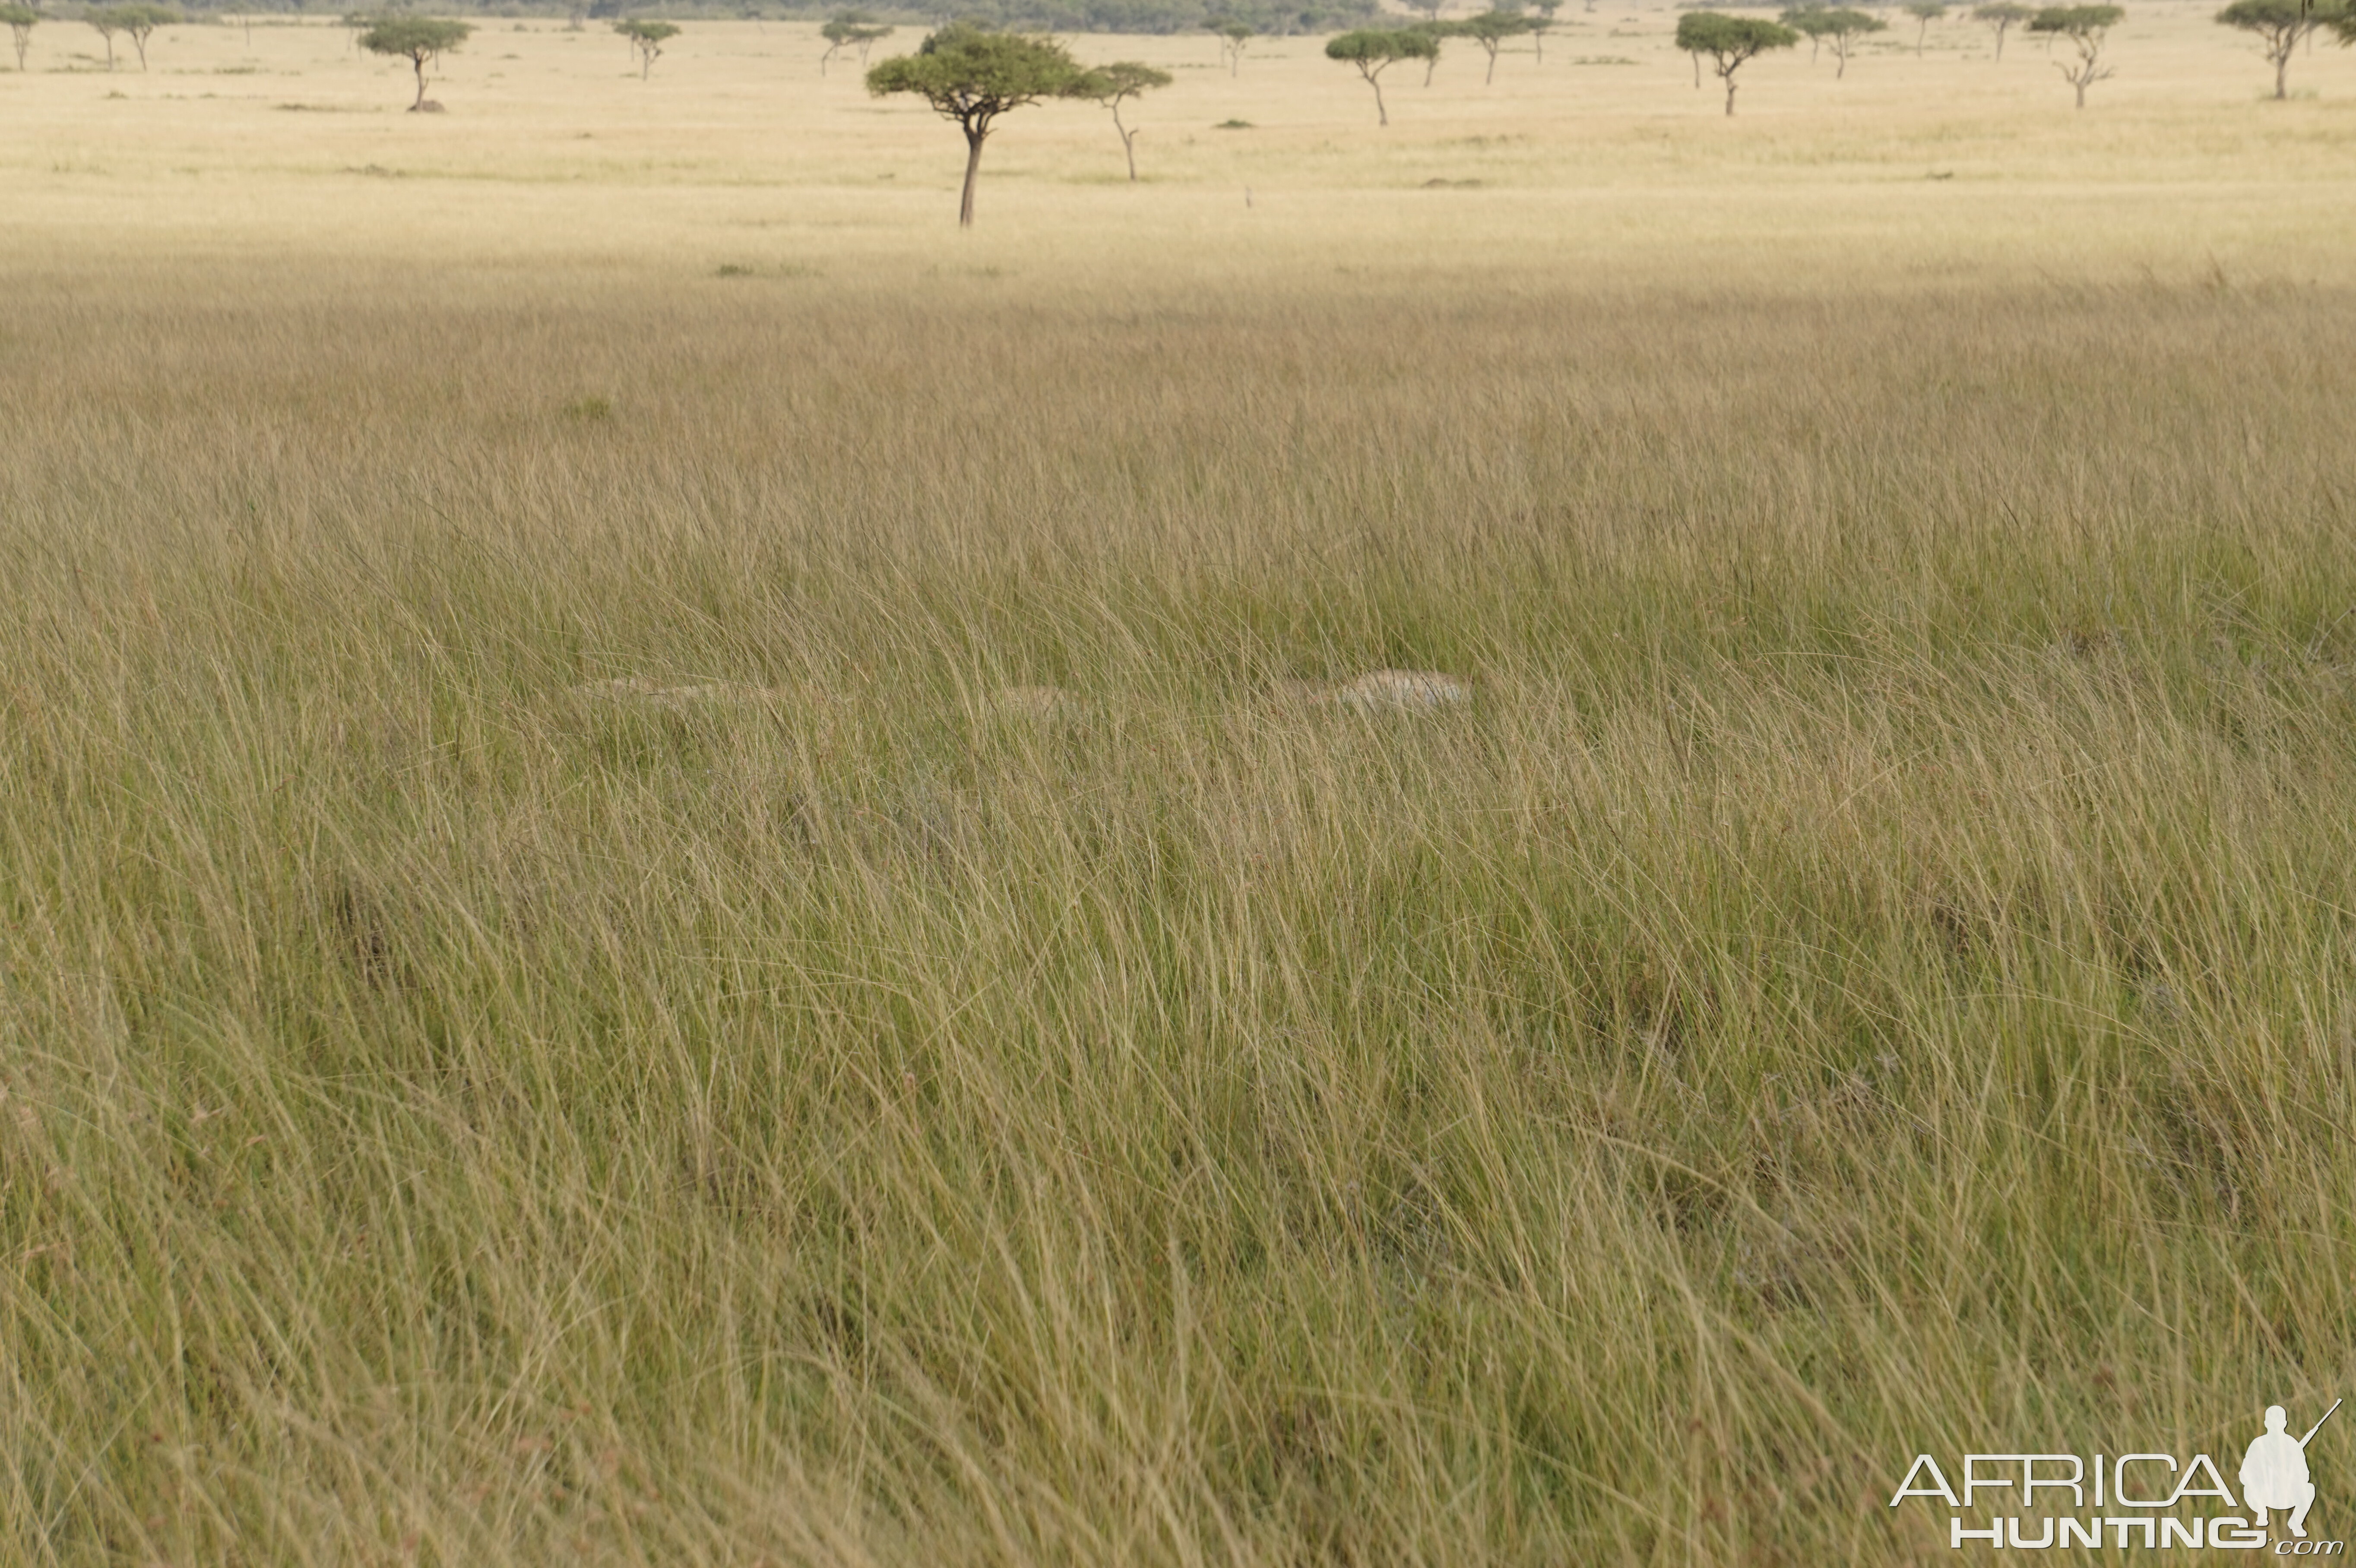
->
6 5 2356 1564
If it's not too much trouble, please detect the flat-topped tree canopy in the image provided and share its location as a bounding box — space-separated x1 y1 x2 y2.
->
866 25 1093 227
2027 4 2122 105
2027 3 2122 36
1811 6 1884 76
614 17 678 79
1462 8 1537 83
359 16 472 109
1903 0 1945 52
1675 11 1799 113
819 10 892 72
92 3 178 70
1075 60 1172 182
1323 28 1441 124
1210 14 1254 74
2 2 38 73
1972 0 2034 57
2215 0 2346 98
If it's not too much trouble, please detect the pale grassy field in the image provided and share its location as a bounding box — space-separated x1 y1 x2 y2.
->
5 8 2356 1566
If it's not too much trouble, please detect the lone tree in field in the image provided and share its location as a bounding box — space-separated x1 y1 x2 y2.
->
2 3 35 71
614 18 678 79
1530 0 1561 62
361 17 472 111
1324 28 1440 124
1782 2 1828 61
1080 60 1170 182
1210 16 1254 74
819 11 891 74
1782 2 1830 62
2028 3 2121 106
1972 0 2033 57
1407 17 1465 82
866 25 1091 228
1676 11 1798 113
1817 6 1885 76
86 7 124 69
1463 7 1537 82
1903 0 1946 52
104 5 178 71
2215 0 2341 98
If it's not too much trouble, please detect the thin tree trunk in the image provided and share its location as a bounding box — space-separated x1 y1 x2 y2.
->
133 33 147 69
1484 44 1496 84
1692 50 1700 86
413 55 427 108
1835 39 1846 78
1115 103 1137 180
1372 73 1388 124
959 127 984 226
1724 71 1736 114
2274 47 2288 98
2073 73 2085 107
1992 25 2003 60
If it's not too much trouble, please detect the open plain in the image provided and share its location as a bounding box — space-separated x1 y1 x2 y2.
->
5 6 2356 1563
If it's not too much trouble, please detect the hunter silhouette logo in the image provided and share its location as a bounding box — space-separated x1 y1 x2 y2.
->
1888 1397 2343 1551
2245 1400 2338 1540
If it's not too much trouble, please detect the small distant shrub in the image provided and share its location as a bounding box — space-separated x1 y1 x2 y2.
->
1214 116 1252 126
562 395 613 420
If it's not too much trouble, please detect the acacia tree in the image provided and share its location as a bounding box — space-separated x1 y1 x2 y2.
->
86 7 122 68
1675 12 1798 113
820 11 890 73
614 18 678 79
2028 3 2120 106
361 16 472 110
1407 17 1463 82
2216 0 2340 98
1904 0 1945 51
106 5 178 71
1324 28 1439 123
1080 60 1169 181
1463 7 1536 82
866 25 1091 228
1782 2 1829 61
2 3 35 70
1818 6 1884 76
1972 0 2032 57
1210 16 1254 74
1529 0 1560 62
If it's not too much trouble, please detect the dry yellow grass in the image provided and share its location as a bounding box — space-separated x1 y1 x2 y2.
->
4 9 2356 1567
1 5 2353 285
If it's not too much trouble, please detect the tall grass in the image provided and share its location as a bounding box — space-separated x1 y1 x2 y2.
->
3 267 2354 1564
